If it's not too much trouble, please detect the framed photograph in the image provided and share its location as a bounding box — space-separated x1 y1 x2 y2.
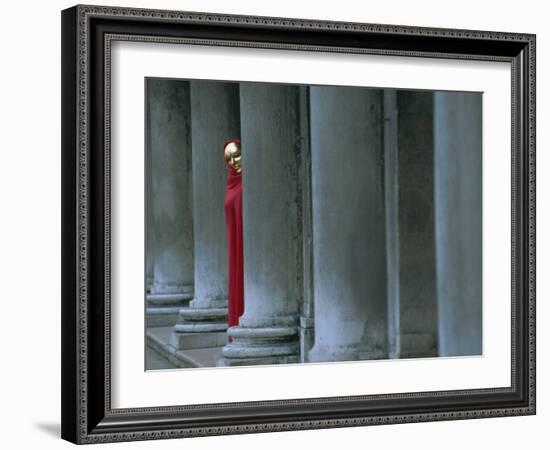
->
61 4 536 444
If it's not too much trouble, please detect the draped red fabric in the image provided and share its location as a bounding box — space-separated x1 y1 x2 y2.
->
224 139 244 343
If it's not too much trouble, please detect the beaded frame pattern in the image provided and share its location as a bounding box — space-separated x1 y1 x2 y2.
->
73 4 535 444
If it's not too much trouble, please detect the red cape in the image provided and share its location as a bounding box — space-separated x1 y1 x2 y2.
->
224 140 244 342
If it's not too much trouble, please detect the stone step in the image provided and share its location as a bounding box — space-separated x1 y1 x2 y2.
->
145 294 193 327
176 346 224 368
146 326 224 369
170 329 228 350
145 345 178 370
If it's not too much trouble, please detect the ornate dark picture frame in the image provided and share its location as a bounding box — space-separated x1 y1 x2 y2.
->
61 4 536 444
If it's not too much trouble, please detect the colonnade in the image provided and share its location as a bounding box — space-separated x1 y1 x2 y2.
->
145 78 483 366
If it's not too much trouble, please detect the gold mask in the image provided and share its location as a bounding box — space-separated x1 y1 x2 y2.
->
224 141 242 173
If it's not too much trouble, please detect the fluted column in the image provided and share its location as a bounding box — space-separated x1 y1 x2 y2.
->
307 86 389 362
146 79 194 327
434 92 482 356
218 83 304 366
171 81 240 350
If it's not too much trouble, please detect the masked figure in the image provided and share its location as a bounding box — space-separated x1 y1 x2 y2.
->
224 139 244 342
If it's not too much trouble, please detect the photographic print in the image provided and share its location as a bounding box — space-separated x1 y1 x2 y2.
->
61 5 535 443
144 78 482 370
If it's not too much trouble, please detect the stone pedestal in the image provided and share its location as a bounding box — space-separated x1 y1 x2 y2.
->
170 308 229 349
146 293 193 328
434 92 482 357
171 81 241 349
145 79 194 327
218 327 299 367
218 83 304 366
307 86 388 362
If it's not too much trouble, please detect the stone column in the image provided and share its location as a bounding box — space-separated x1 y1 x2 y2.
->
170 81 241 350
146 79 194 328
145 110 154 294
298 86 315 363
383 89 401 360
218 83 304 366
395 90 438 358
434 91 482 356
307 85 389 362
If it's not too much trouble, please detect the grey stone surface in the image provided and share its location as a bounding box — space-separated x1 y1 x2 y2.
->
434 91 482 357
307 85 389 362
219 83 304 365
179 346 225 368
170 81 241 345
170 80 240 350
145 308 182 328
145 345 178 370
173 307 228 334
146 326 224 368
188 81 240 310
176 307 228 320
146 289 192 328
298 85 315 363
383 89 401 359
146 97 154 292
146 327 196 368
147 292 193 305
169 330 227 350
238 83 303 328
396 90 438 358
399 333 438 358
147 78 194 296
216 354 300 367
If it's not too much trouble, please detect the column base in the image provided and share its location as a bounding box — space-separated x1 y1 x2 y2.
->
173 307 228 332
217 326 299 367
299 316 315 363
308 343 388 363
171 307 229 350
189 297 228 309
216 354 299 367
399 332 438 359
146 292 194 327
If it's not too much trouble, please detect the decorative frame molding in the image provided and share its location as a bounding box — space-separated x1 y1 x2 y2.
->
61 4 536 444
